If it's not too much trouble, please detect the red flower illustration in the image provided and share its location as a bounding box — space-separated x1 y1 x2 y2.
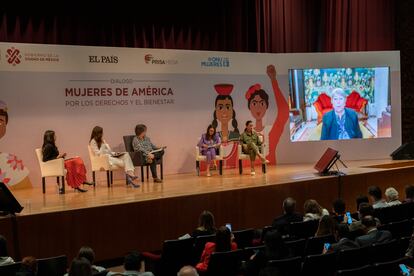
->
7 154 25 171
0 169 11 184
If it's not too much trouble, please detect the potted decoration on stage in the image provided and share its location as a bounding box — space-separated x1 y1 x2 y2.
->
0 101 31 189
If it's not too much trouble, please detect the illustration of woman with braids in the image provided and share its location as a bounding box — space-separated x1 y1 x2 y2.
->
0 101 31 188
212 84 240 167
244 65 289 164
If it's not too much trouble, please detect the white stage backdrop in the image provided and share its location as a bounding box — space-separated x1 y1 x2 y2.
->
0 42 401 187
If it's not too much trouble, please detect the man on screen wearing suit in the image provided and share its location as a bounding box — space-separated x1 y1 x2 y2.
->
320 88 363 140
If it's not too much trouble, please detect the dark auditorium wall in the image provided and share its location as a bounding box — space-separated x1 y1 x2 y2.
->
395 0 414 143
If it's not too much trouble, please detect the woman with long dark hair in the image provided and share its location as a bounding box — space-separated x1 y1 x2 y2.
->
89 126 139 187
42 130 93 193
197 125 221 177
196 226 237 273
192 210 217 237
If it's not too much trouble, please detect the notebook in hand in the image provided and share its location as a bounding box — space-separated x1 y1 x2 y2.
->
111 152 126 157
149 146 167 154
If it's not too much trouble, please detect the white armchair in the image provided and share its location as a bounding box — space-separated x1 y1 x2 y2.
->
195 145 224 176
238 137 267 174
87 145 123 187
35 148 66 194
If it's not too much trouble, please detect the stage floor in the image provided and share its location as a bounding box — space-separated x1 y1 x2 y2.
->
11 158 414 216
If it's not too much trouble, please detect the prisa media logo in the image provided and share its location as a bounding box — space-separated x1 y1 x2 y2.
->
201 56 230 68
6 47 22 66
144 54 178 65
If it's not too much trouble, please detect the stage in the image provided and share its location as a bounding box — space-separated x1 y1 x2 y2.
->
1 159 414 263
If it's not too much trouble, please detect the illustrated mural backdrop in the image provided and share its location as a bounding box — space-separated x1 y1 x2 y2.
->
0 43 401 187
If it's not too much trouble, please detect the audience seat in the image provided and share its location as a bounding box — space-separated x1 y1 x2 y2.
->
0 262 21 275
336 246 370 270
284 238 306 258
243 245 265 261
288 220 319 239
304 234 335 255
301 252 337 276
193 234 215 264
206 249 243 276
378 219 413 239
158 238 195 276
233 228 254 249
374 202 414 224
267 256 302 276
37 255 67 276
367 239 401 263
371 257 411 276
336 265 373 276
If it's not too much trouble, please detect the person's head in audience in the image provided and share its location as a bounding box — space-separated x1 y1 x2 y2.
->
335 223 350 241
361 215 377 233
304 199 322 216
263 230 288 260
20 256 38 275
77 246 96 265
135 124 147 139
385 187 400 203
42 130 56 148
356 195 369 210
332 199 346 216
0 235 9 257
368 185 383 203
177 265 199 276
315 215 336 237
215 226 232 252
358 202 374 220
198 210 216 232
405 185 414 202
68 257 92 276
90 126 104 148
124 251 143 272
282 197 297 215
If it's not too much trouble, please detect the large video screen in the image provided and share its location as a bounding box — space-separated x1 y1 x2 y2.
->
288 67 391 142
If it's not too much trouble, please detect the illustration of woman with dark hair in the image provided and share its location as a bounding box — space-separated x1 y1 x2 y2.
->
0 101 31 188
212 84 240 167
212 84 239 142
245 65 289 164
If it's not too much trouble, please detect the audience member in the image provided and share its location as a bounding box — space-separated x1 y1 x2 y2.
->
177 266 199 276
368 186 388 209
196 226 238 273
385 187 402 206
192 211 216 238
108 251 154 276
0 235 14 266
355 195 369 211
303 199 329 221
271 197 303 228
77 246 107 274
315 215 337 237
332 199 346 223
68 257 92 276
327 224 359 253
355 216 392 247
404 185 414 203
16 256 37 276
245 230 289 276
349 203 381 233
